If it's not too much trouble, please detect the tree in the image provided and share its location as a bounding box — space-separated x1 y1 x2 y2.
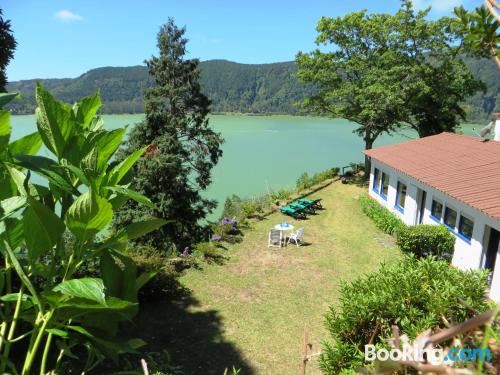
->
115 19 223 252
296 10 406 172
0 9 16 92
396 3 485 137
296 1 483 171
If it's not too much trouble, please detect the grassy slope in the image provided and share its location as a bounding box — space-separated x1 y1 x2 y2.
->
136 182 401 375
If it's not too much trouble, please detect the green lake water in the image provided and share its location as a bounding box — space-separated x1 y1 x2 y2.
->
10 114 479 218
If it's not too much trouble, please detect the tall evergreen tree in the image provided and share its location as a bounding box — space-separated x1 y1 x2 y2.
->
115 19 223 251
0 9 16 92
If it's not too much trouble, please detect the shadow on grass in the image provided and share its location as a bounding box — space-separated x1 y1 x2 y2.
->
131 292 256 375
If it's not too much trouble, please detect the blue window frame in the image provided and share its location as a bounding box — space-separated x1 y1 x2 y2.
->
394 181 407 213
458 215 474 242
380 172 389 200
373 168 380 192
444 206 458 230
430 200 443 222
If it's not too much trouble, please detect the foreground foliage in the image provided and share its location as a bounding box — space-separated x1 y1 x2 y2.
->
115 18 223 252
320 256 490 374
0 87 165 374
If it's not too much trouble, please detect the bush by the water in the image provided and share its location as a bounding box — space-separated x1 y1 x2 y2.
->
397 224 455 260
221 167 339 221
320 256 490 374
358 195 405 235
296 167 339 191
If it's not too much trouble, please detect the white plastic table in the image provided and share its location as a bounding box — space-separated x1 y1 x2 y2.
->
274 223 294 246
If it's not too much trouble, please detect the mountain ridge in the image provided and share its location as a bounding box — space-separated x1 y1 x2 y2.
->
6 58 499 121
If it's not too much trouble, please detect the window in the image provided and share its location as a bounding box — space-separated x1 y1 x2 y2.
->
373 168 380 192
395 181 407 212
431 200 443 221
458 215 474 241
444 206 457 229
381 172 389 199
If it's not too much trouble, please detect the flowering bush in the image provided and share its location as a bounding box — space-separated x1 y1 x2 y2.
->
212 216 242 244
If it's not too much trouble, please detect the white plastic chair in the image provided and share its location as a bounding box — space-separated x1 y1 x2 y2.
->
268 229 283 248
287 227 304 247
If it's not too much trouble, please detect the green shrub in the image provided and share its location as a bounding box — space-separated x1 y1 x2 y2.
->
193 241 228 264
128 245 195 302
320 256 490 374
358 195 405 235
268 188 294 203
296 168 339 191
221 194 267 222
397 224 455 260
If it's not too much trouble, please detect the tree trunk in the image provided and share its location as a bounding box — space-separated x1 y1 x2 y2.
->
364 137 374 180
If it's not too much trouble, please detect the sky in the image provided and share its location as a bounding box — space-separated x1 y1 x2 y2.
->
3 0 478 81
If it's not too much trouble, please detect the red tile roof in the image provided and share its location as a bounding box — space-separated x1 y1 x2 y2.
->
364 132 500 221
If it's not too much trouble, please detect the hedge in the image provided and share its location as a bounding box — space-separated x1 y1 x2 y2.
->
397 224 455 260
358 195 405 236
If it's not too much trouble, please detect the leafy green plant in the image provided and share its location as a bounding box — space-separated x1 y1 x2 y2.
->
320 256 490 374
296 168 339 191
126 245 194 302
397 224 455 260
358 195 405 235
0 86 166 374
193 242 227 265
267 188 293 203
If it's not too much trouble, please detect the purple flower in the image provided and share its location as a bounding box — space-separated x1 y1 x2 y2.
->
229 217 237 225
220 217 231 225
211 234 222 242
181 247 190 256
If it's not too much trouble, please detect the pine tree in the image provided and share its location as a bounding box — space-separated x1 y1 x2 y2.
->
0 9 17 92
115 19 223 251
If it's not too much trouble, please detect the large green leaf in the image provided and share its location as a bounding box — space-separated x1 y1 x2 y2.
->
0 92 19 108
14 154 80 195
23 197 65 261
0 218 24 250
8 132 42 156
107 218 166 244
0 165 16 200
107 146 147 185
0 110 10 152
73 91 102 129
100 251 123 298
0 196 27 220
95 128 126 172
53 278 106 305
35 83 76 158
7 165 39 197
65 191 113 242
105 186 157 209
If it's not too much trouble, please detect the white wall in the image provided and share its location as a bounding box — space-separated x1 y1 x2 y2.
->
368 159 500 301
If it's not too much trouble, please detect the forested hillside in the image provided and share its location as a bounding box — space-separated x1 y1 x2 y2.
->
6 58 498 120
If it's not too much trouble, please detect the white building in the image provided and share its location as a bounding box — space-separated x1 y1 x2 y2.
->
364 130 500 301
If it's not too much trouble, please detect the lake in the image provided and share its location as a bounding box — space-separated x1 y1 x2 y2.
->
10 114 479 218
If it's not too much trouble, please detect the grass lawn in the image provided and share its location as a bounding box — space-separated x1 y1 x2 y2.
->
134 182 401 375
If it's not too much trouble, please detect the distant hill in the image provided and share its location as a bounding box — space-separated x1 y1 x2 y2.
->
6 58 499 121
